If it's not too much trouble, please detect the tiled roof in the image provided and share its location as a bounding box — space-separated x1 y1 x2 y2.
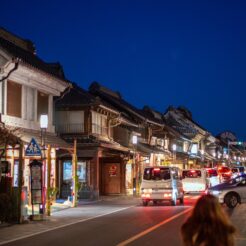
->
55 83 120 114
89 82 160 125
0 36 68 82
55 83 96 108
141 106 164 125
17 128 71 149
164 113 197 139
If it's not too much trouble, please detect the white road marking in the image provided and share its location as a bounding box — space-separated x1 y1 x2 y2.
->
0 206 135 245
116 207 193 246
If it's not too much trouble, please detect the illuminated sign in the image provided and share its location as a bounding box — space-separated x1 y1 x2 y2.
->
190 143 198 154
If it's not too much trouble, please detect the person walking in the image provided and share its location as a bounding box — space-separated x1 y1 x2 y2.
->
181 194 236 246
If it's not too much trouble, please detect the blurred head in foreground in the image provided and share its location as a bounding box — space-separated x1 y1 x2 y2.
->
181 194 236 246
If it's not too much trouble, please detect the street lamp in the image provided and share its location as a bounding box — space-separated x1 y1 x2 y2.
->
132 135 138 196
40 115 48 149
39 114 48 215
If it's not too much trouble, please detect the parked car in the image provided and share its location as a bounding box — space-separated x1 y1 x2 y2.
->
208 174 246 208
217 166 232 182
140 166 184 206
182 169 208 193
231 166 245 178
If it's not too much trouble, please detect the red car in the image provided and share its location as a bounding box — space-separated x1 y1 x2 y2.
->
217 166 232 182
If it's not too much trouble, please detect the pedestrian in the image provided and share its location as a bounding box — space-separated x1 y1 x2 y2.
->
181 194 236 246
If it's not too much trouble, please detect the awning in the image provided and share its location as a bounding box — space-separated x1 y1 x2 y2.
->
100 142 130 153
16 128 72 149
136 142 166 156
204 152 216 161
57 149 97 159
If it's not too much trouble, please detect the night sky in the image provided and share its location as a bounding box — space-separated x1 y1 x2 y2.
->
1 0 246 140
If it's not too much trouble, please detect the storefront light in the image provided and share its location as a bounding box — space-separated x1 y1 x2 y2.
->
132 135 138 145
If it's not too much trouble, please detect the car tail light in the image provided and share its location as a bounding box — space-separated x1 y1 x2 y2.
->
142 194 150 198
224 171 231 176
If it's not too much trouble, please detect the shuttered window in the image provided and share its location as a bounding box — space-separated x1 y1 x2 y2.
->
7 80 22 117
37 91 48 121
91 111 107 136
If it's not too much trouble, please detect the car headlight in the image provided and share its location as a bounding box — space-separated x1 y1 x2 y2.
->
211 190 222 195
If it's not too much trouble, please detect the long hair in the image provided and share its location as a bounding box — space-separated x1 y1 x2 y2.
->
181 194 236 246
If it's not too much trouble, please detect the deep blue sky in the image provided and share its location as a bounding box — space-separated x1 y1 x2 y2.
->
1 0 246 139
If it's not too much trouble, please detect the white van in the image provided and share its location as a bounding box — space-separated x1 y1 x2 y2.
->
182 169 208 193
205 168 220 187
140 166 184 206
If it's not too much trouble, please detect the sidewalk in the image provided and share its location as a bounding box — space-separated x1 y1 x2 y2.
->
0 195 139 245
27 196 117 216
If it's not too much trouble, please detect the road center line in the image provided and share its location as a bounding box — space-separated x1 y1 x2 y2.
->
117 207 193 246
0 205 135 246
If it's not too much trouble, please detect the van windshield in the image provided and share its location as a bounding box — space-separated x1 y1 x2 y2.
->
143 167 171 181
182 170 201 179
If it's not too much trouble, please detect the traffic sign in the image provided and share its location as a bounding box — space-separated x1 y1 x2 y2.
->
25 138 42 156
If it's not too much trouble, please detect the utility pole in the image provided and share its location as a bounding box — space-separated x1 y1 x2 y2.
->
46 144 51 216
72 139 78 207
17 142 23 224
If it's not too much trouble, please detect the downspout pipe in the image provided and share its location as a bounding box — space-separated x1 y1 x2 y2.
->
0 58 19 82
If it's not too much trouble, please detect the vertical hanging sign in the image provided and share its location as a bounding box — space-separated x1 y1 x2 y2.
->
13 160 19 187
30 160 43 205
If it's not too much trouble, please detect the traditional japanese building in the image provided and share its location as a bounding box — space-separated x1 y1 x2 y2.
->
55 83 134 199
163 106 217 168
0 27 70 207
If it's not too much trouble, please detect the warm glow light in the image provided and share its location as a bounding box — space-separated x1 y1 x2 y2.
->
132 135 138 145
40 114 48 129
190 143 198 154
172 144 177 151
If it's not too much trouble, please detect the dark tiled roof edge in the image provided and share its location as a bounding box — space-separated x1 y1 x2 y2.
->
0 36 69 83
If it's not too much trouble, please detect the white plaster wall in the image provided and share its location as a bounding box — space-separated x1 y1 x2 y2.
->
1 62 67 133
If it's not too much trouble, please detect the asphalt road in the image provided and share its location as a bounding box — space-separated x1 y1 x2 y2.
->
1 195 245 246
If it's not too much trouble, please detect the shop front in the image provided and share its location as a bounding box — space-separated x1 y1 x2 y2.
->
60 159 90 199
100 160 122 195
